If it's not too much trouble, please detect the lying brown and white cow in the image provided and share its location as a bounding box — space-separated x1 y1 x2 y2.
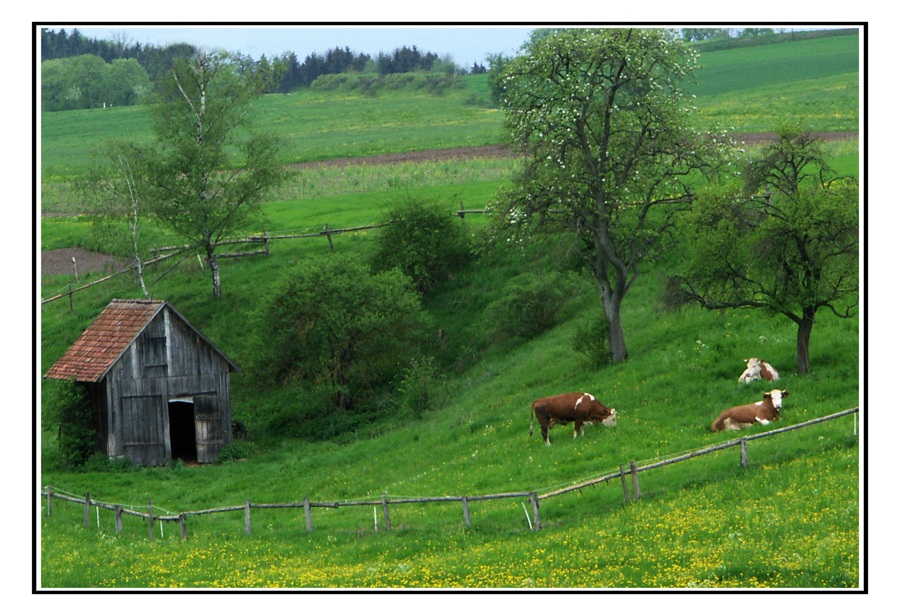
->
711 389 789 432
738 357 780 383
530 392 617 446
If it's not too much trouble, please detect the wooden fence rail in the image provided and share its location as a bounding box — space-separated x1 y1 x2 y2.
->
41 211 484 306
40 250 186 306
540 407 859 501
41 408 857 538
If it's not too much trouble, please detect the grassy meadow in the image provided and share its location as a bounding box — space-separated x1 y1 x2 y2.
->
37 32 862 590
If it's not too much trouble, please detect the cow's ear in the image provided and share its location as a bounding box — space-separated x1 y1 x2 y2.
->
763 392 772 399
782 390 789 397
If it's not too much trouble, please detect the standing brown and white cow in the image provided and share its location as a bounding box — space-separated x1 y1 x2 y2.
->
711 389 789 432
530 392 617 445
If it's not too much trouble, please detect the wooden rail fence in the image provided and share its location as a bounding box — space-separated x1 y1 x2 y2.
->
40 408 857 538
41 212 483 307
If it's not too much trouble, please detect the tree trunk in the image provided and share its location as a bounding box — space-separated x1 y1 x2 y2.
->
134 255 149 298
129 206 149 298
597 280 629 363
606 304 629 363
796 308 815 374
207 251 222 300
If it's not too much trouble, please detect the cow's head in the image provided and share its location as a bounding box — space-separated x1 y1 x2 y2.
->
601 408 618 427
584 399 616 427
739 358 764 383
764 389 789 409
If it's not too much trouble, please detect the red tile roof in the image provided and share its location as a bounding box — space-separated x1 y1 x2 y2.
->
45 299 165 382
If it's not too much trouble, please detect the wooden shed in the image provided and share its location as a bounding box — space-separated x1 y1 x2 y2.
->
45 299 239 466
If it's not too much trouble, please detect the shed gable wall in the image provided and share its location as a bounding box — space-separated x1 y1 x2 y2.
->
101 306 232 465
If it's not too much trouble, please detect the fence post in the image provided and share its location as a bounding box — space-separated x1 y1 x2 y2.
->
84 492 91 527
462 496 471 527
381 493 392 531
304 497 313 532
324 224 335 252
68 283 74 311
740 439 749 467
114 505 123 533
180 514 188 539
244 500 252 535
630 460 642 500
529 492 542 531
46 486 52 517
148 500 154 540
620 465 630 503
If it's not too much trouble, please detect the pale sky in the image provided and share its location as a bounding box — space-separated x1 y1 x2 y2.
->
53 25 537 70
43 23 853 72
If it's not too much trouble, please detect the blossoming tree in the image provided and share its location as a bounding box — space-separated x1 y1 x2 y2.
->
496 28 733 362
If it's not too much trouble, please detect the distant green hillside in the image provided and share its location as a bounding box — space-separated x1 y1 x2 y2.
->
689 33 859 132
690 34 859 96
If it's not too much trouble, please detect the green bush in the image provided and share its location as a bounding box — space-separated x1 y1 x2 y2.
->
572 314 612 369
371 197 471 294
46 380 96 467
396 356 446 419
252 255 429 436
217 441 255 463
78 453 136 473
481 271 579 343
310 73 465 96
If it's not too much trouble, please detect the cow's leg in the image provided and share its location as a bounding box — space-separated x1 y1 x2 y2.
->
541 423 551 446
573 420 582 439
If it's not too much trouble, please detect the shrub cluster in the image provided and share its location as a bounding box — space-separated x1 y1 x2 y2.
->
395 355 446 420
371 197 471 294
481 271 580 343
572 315 612 369
251 255 429 438
311 73 465 97
45 380 97 468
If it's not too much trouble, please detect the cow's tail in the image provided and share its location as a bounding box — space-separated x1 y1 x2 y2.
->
529 403 536 437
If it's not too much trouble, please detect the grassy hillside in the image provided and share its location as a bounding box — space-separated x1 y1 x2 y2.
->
689 34 860 132
690 35 859 97
38 229 861 587
39 232 860 589
37 32 862 590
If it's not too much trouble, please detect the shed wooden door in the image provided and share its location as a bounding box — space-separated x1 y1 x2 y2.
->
121 395 167 466
194 394 223 463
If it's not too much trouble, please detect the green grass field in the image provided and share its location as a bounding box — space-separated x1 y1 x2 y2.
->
37 32 862 590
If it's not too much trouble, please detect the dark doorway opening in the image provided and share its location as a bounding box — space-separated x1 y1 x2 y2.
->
168 400 197 462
